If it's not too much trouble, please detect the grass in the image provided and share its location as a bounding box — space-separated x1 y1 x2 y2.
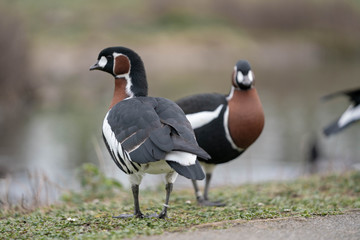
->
0 168 359 239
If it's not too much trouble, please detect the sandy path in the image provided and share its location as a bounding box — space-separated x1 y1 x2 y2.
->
135 210 360 240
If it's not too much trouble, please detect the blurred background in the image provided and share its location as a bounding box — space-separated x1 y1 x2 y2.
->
1 0 359 206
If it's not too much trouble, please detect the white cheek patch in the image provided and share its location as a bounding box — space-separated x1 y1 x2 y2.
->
248 70 254 82
98 56 108 68
237 71 244 83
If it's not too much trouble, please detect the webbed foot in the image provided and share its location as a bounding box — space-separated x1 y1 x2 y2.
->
198 197 226 207
112 212 145 219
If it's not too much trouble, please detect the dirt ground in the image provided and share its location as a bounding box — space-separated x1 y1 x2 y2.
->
135 210 360 240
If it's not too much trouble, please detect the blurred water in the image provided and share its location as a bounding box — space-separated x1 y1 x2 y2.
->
1 61 360 206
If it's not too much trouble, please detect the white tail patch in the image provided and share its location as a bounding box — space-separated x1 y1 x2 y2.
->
186 105 223 129
165 151 197 166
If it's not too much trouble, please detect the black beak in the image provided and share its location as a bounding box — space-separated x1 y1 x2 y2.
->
89 61 101 71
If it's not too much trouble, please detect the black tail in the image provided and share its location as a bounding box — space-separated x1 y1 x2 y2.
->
172 135 211 160
166 160 205 180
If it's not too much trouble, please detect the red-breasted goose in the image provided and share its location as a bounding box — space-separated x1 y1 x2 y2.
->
90 46 210 218
176 60 264 206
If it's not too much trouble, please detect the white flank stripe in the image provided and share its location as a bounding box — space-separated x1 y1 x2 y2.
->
102 111 137 173
186 105 223 129
223 106 244 151
165 151 197 166
102 113 125 167
338 104 360 128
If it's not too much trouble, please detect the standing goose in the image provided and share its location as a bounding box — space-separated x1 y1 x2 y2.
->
90 46 209 218
176 60 264 206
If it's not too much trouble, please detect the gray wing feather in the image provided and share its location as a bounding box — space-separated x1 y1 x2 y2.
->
154 97 211 159
106 97 210 166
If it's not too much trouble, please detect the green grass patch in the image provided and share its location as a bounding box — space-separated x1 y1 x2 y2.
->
1 170 359 239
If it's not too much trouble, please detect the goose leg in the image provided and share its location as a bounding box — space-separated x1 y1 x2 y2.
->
191 167 226 207
158 183 173 219
113 184 144 218
147 172 177 219
192 179 204 202
118 185 144 218
203 173 225 206
203 173 211 200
